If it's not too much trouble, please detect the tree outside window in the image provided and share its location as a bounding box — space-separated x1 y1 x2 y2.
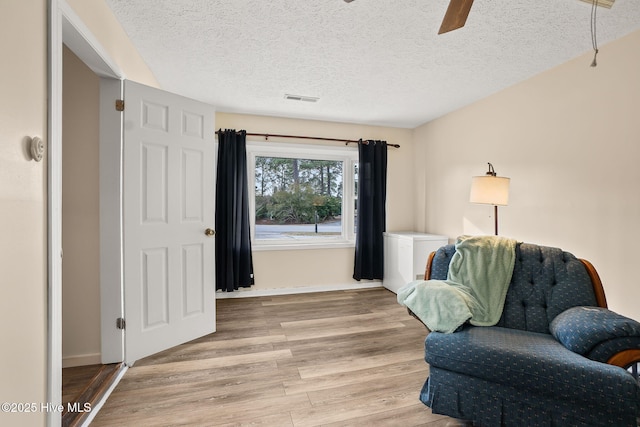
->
247 143 358 247
254 156 343 238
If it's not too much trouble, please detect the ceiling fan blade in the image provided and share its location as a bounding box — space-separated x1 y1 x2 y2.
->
438 0 474 34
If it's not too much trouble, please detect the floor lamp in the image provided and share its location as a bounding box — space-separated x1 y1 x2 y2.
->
470 163 510 235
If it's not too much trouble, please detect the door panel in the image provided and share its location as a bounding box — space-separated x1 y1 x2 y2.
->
123 80 216 364
182 243 205 316
182 149 204 222
141 143 168 223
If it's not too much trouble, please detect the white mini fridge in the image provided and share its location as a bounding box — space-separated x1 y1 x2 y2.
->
382 232 449 294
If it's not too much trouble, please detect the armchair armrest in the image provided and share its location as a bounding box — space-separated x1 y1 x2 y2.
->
550 306 640 367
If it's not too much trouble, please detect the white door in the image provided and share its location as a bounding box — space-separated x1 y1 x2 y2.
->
122 80 216 364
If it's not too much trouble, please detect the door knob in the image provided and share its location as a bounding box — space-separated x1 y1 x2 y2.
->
205 228 215 237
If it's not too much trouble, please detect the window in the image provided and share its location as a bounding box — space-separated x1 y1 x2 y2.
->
247 142 358 250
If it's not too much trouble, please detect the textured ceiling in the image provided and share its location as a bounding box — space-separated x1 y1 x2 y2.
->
104 0 640 128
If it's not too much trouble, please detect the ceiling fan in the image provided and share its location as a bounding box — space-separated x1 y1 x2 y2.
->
433 0 615 34
343 0 474 34
437 0 474 34
344 0 615 34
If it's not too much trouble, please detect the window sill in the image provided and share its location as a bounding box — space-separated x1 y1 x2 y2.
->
252 240 355 252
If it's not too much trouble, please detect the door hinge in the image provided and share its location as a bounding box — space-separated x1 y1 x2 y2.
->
116 317 126 330
115 99 125 111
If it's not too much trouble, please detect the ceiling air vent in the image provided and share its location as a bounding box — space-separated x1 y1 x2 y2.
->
284 94 319 103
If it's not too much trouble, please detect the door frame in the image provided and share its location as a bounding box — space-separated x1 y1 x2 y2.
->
48 1 123 425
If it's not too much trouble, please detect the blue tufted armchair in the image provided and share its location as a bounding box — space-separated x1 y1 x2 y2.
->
418 242 640 426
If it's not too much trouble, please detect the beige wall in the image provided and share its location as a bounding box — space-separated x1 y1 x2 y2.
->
62 46 101 366
0 1 48 426
414 29 640 320
65 0 159 86
216 113 415 289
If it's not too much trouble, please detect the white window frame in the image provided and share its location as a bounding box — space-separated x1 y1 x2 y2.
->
247 141 358 251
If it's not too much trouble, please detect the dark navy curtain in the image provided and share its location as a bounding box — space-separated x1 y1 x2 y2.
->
215 129 254 292
353 140 387 280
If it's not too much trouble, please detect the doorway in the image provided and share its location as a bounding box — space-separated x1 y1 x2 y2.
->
61 45 101 372
48 3 126 425
60 44 118 426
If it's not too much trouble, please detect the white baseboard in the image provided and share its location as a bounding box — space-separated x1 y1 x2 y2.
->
62 353 102 368
215 281 383 299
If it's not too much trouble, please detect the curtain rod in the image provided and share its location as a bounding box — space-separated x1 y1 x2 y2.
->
215 130 400 148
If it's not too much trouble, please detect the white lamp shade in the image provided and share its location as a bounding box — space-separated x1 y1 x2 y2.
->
470 176 510 206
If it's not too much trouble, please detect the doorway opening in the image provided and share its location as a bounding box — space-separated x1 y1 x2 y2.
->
60 44 123 427
49 3 126 425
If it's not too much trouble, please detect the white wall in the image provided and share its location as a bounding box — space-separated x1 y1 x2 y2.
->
217 112 415 291
0 1 48 426
414 29 640 320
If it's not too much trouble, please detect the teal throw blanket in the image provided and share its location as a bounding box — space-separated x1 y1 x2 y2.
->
398 235 516 332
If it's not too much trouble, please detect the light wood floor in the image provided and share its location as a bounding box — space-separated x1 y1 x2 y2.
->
91 288 462 426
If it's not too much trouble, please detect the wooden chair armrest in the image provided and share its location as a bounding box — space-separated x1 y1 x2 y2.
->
424 251 436 281
607 349 640 369
608 349 640 384
579 258 608 308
